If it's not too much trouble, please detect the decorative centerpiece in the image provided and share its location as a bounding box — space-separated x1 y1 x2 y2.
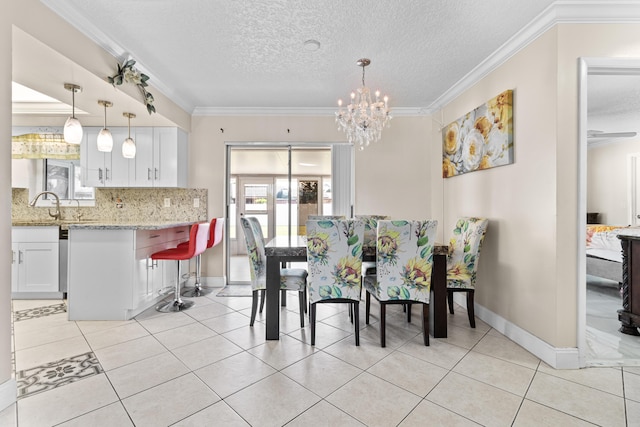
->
108 59 156 114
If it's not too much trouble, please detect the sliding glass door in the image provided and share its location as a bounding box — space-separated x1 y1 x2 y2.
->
226 144 349 284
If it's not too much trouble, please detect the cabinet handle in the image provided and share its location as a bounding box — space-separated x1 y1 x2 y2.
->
148 168 152 180
98 168 103 182
105 168 110 181
176 230 185 234
155 168 159 180
11 250 15 264
149 234 161 239
18 250 23 264
153 260 158 268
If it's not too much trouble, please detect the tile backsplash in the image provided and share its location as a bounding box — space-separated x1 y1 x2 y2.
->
12 188 208 223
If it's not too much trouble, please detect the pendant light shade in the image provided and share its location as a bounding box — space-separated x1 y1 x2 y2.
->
97 100 113 152
63 83 83 144
122 112 136 159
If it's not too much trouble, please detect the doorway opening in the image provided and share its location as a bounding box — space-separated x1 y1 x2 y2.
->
579 58 640 366
225 144 350 284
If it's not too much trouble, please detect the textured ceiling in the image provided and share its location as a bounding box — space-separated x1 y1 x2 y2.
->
41 0 558 114
588 74 640 139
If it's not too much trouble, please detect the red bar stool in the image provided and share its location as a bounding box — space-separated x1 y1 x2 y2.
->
181 217 225 297
152 222 209 312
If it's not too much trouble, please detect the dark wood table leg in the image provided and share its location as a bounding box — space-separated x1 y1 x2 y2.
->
430 253 447 338
266 256 281 340
281 262 287 306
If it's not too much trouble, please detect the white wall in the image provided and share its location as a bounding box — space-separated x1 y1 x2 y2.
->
588 138 640 225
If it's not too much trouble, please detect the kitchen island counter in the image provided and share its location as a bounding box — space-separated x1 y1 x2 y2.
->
67 220 198 230
67 221 198 320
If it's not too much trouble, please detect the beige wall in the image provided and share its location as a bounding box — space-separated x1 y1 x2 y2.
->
437 29 562 345
189 115 432 277
1 0 13 403
588 138 640 225
434 23 640 349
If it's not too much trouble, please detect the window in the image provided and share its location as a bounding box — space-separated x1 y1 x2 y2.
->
43 159 94 200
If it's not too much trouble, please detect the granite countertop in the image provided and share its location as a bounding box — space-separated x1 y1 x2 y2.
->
12 220 198 230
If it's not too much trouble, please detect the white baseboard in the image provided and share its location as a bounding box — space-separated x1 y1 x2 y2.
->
183 276 226 288
0 379 16 412
453 294 580 369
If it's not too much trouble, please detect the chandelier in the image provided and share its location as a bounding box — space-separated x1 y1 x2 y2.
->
335 58 391 150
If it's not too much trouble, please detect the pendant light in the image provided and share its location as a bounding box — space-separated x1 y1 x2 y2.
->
97 100 113 152
63 83 83 144
122 112 136 159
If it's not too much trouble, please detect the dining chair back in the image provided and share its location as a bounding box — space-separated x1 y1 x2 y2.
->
306 219 364 345
240 216 307 327
446 217 489 328
364 219 438 347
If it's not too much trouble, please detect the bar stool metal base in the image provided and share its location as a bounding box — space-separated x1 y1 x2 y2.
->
179 255 212 297
156 298 195 312
181 285 213 297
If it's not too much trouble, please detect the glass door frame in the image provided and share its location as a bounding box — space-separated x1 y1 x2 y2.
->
224 141 348 285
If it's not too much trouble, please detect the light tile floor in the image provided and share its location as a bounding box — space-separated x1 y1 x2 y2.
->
586 275 640 366
2 289 638 426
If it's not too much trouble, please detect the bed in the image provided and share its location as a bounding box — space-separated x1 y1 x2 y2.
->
586 225 630 283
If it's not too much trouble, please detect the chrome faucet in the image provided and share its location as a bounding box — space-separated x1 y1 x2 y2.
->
29 191 61 221
73 199 83 221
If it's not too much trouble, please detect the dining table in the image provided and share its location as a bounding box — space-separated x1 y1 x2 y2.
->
264 235 449 340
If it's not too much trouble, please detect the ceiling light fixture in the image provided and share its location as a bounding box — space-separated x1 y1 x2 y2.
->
63 83 83 144
97 100 113 152
335 58 391 150
122 112 136 159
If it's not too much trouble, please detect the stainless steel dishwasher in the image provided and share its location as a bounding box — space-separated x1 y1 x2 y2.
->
59 228 68 296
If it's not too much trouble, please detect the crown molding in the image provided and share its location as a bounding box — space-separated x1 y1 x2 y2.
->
191 106 426 117
428 1 640 112
41 1 640 117
40 0 194 114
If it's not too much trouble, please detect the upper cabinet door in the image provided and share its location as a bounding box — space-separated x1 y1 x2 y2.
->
131 127 155 187
153 127 188 188
81 127 106 187
108 127 133 187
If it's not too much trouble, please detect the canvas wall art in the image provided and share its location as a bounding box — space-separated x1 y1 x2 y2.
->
442 89 513 178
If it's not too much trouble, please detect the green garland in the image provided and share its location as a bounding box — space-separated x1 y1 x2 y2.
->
108 59 156 114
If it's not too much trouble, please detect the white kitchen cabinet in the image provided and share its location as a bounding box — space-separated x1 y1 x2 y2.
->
68 225 190 320
11 159 31 188
131 127 188 188
12 227 60 298
81 127 131 187
82 126 187 188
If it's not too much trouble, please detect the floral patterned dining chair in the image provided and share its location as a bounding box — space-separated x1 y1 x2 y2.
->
240 217 307 327
306 219 364 345
446 217 489 328
364 220 438 347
